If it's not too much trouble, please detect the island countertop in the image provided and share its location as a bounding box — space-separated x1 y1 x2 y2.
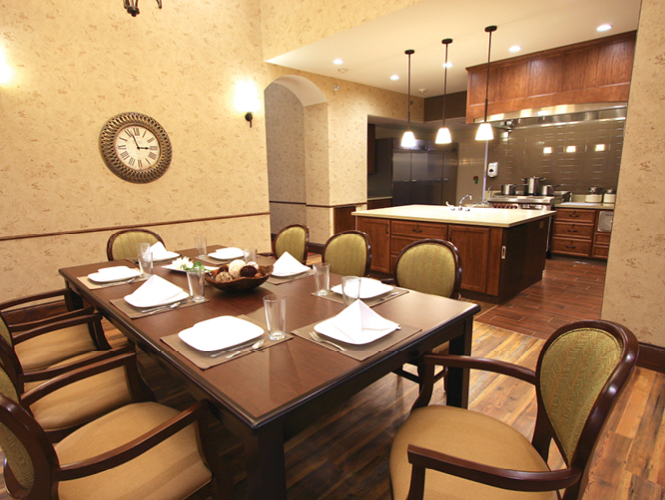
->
352 204 554 228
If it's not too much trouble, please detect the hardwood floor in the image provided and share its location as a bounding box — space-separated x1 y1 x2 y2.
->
0 258 662 499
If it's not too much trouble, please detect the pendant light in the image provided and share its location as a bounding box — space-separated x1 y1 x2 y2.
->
435 38 453 144
475 25 497 141
401 49 416 148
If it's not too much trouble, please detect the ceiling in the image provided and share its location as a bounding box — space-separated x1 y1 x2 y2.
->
267 0 642 100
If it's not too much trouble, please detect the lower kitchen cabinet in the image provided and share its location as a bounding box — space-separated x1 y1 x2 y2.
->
355 217 391 273
355 214 550 303
551 208 613 260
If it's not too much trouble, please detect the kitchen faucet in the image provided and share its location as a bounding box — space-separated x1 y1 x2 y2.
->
459 194 472 209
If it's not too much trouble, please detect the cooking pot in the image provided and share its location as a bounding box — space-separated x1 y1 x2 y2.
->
539 184 562 196
523 177 545 196
501 184 518 195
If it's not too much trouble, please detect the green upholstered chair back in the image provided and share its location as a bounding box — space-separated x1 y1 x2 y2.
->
394 239 462 299
322 231 371 277
0 315 13 348
536 321 637 472
274 224 309 264
107 229 164 261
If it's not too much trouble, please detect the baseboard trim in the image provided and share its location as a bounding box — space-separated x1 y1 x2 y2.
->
637 342 665 373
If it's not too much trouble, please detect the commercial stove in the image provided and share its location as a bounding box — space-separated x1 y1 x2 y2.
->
487 192 570 211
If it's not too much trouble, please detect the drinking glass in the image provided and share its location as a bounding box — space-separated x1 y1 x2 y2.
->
138 251 153 277
313 262 330 296
195 235 207 258
244 248 257 263
137 242 151 256
341 276 362 305
187 269 206 302
263 294 286 340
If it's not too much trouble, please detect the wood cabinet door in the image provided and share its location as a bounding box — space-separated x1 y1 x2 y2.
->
448 225 491 294
356 217 391 274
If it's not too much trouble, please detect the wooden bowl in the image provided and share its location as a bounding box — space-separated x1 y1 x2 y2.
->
205 265 272 292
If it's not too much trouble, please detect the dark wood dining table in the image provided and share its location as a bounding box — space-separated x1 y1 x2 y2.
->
59 247 480 500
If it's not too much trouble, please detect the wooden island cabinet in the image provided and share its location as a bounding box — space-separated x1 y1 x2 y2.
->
355 205 554 303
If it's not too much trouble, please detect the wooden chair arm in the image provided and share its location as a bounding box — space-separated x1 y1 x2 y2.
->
55 400 209 481
424 354 536 384
21 350 146 406
406 444 581 499
20 344 134 384
12 313 103 345
0 288 76 311
10 306 95 332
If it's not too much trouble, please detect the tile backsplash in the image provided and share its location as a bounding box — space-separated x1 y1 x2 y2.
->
487 118 625 194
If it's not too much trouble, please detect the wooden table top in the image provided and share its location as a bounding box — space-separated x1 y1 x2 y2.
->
59 248 480 434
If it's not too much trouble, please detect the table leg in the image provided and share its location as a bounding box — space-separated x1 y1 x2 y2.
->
445 318 473 408
243 422 287 500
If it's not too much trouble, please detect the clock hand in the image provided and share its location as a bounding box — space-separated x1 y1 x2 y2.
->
131 135 140 149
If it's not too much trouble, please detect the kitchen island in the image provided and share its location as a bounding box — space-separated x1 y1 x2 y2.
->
353 204 554 303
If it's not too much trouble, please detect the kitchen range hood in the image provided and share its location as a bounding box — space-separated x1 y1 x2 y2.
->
473 102 627 129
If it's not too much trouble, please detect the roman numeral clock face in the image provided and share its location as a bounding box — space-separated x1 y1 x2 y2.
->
99 112 172 183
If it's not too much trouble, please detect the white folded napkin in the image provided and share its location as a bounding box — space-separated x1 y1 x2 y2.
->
315 300 399 345
124 275 189 308
149 242 175 260
272 251 310 277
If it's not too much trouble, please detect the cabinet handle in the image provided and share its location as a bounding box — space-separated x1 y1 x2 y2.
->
567 229 578 233
565 245 576 249
501 246 506 259
412 229 423 233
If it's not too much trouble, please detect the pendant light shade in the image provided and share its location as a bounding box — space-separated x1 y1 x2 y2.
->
476 25 497 141
401 49 416 148
435 38 453 145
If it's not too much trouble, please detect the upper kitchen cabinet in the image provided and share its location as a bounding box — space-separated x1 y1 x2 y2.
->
466 32 636 123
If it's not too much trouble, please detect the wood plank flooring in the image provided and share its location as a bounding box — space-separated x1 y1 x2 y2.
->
0 258 662 499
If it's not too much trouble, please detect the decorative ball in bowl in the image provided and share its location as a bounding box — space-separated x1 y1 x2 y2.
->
205 262 272 292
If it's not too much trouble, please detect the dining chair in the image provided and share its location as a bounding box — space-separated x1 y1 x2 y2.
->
0 386 230 500
0 288 86 331
389 239 462 386
389 319 639 500
273 224 310 264
0 308 115 373
0 345 152 442
322 230 372 277
107 228 165 261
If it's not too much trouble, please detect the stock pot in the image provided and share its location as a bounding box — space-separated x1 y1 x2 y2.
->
523 177 545 195
501 184 518 195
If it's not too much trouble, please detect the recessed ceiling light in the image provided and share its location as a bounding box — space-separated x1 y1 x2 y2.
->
333 58 344 65
597 24 612 32
390 74 400 81
509 45 522 53
443 62 453 69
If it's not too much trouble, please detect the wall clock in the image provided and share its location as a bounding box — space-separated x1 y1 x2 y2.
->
99 112 172 183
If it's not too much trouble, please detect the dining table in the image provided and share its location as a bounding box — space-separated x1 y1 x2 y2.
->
58 246 480 500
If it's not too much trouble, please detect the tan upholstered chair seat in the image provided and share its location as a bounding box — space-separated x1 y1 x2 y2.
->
390 405 556 500
25 366 134 432
15 323 98 371
55 402 212 500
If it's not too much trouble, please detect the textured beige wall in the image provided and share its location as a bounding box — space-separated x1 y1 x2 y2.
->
0 0 271 299
602 0 665 346
265 83 306 233
261 0 422 61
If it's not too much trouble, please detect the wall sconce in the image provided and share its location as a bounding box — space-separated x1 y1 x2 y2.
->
124 0 163 17
234 81 260 128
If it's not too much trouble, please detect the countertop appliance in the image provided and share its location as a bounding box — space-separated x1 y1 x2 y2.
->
487 192 569 211
598 211 614 232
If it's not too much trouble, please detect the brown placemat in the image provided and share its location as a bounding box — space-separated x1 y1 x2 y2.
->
267 269 314 285
160 315 292 370
110 296 208 319
291 321 421 361
313 287 409 307
77 275 149 290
